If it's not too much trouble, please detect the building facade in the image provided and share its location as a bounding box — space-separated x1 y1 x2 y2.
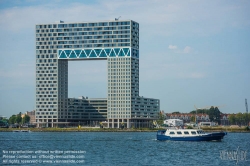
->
165 113 210 123
35 20 160 128
26 111 36 125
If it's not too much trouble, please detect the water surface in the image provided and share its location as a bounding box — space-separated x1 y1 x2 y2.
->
0 132 249 165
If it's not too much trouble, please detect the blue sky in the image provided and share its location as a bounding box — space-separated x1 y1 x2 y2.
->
0 0 249 118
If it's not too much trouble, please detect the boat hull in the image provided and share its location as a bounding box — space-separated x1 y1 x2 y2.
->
13 130 30 132
157 131 226 141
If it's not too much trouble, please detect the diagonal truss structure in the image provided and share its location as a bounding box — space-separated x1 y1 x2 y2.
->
58 47 139 59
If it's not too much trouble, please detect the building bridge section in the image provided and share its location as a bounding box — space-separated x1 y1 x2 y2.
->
57 47 139 60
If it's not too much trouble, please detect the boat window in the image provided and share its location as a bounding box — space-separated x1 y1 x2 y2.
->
191 131 197 135
177 131 182 135
169 132 175 134
184 131 189 135
197 131 203 134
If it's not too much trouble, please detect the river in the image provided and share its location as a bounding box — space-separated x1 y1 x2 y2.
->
0 132 249 165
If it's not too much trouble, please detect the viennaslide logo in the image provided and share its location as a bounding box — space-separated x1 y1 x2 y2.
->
220 146 247 165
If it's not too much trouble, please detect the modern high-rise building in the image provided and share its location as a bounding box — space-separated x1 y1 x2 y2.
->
35 20 160 128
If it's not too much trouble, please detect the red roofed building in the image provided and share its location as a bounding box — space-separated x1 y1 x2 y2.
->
166 113 235 125
165 113 210 123
220 113 231 126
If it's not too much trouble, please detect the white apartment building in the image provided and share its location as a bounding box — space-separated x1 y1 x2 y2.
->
35 20 160 128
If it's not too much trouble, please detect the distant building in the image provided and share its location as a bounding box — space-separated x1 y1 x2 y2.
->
25 110 36 124
166 112 237 126
199 121 216 126
164 119 183 127
195 114 210 123
57 97 107 127
165 113 210 123
220 113 231 126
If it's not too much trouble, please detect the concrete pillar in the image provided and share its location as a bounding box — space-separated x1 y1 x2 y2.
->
118 119 120 128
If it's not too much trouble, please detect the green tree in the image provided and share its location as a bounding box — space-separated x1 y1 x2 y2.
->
157 112 165 125
214 107 221 124
206 106 221 124
242 113 249 126
16 114 22 124
190 110 196 114
229 113 250 126
229 114 236 125
190 107 221 124
23 115 30 124
9 115 17 124
190 116 195 122
190 109 208 115
235 112 243 126
207 107 214 122
0 117 8 126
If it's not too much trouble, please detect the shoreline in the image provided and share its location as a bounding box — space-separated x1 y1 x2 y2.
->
0 127 250 133
0 128 157 132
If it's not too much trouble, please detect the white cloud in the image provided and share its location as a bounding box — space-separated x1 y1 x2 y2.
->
168 45 178 50
168 45 193 54
183 46 192 53
0 0 248 35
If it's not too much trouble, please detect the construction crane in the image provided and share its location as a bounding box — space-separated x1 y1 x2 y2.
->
246 99 248 113
194 105 210 110
194 105 210 126
195 105 225 111
194 105 210 115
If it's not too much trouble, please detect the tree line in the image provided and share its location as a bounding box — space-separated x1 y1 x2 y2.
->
190 106 221 124
228 113 250 126
8 112 30 124
169 107 250 126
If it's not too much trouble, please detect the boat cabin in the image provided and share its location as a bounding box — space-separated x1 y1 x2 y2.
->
158 129 206 136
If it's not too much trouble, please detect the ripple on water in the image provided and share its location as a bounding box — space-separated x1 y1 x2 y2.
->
0 132 250 165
